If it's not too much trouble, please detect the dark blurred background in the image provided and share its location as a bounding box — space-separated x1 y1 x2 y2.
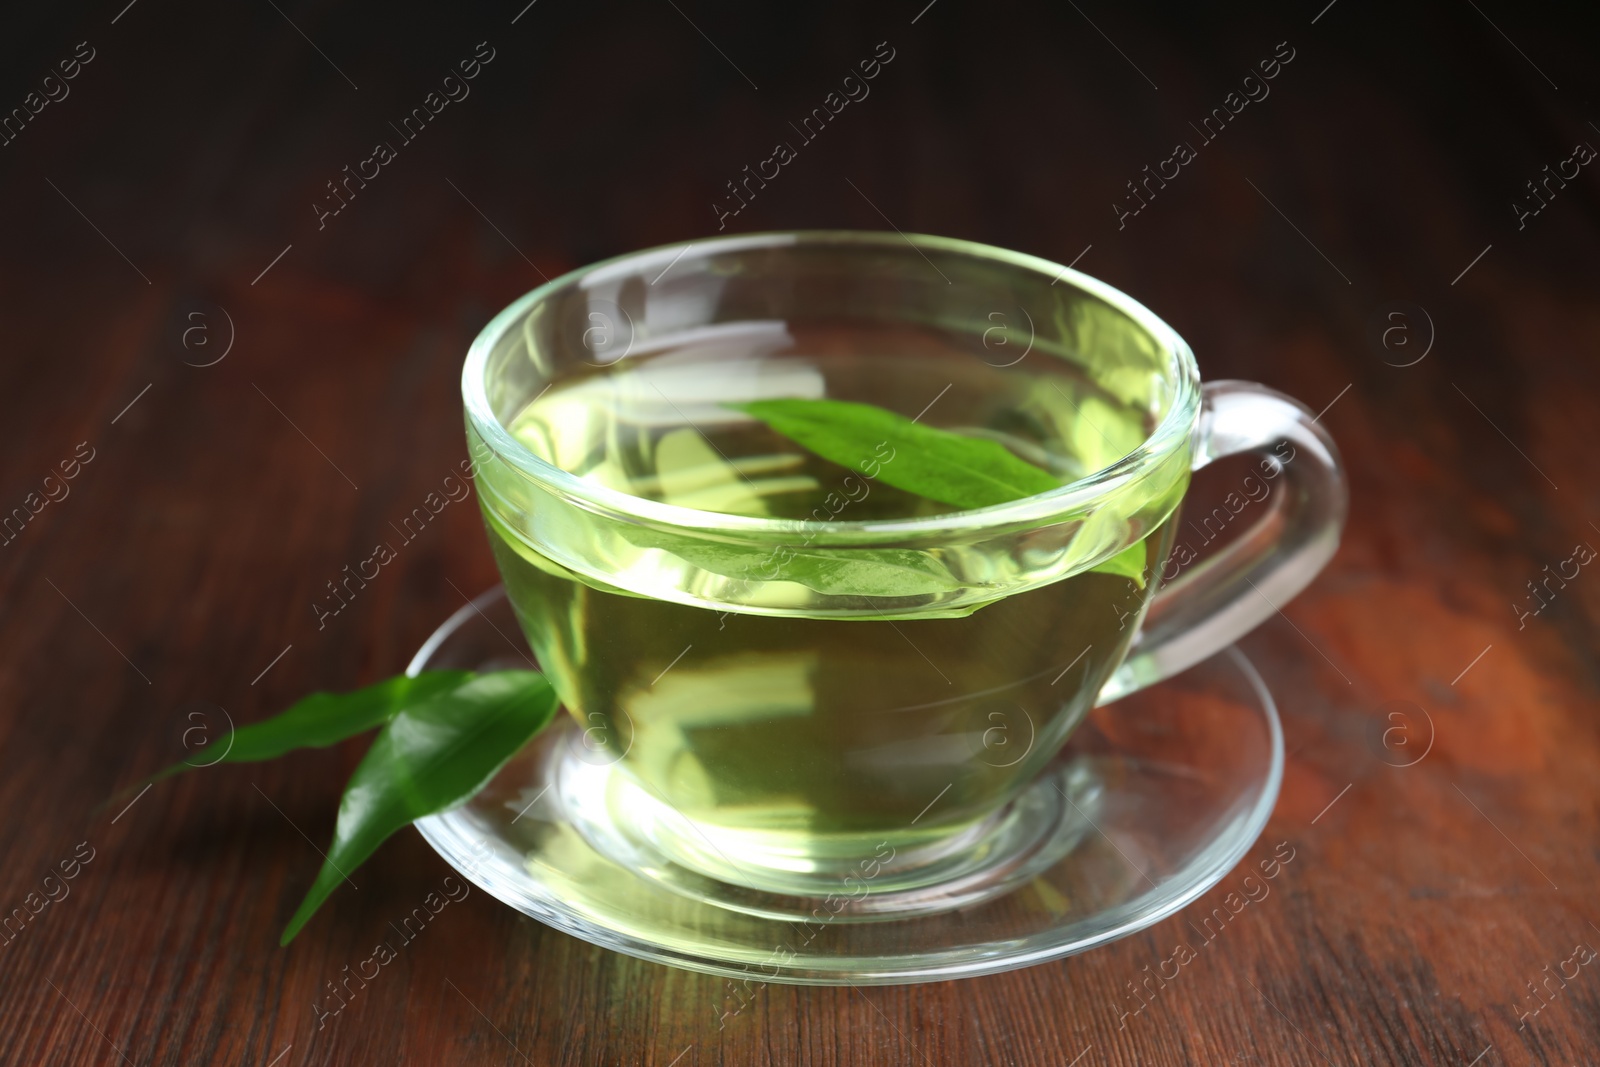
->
2 1 1598 1065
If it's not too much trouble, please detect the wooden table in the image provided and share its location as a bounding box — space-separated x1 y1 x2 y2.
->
3 1 1596 1063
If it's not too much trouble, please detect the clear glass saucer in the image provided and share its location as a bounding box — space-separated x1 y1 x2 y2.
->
410 587 1283 986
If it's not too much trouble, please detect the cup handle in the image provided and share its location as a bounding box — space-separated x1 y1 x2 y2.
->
1096 380 1348 705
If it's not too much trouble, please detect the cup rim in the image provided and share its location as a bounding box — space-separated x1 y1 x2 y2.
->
462 230 1199 538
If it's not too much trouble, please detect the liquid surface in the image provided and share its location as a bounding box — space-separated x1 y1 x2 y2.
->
505 321 1154 520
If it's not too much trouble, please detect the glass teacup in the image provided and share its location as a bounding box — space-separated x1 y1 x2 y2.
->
462 231 1344 913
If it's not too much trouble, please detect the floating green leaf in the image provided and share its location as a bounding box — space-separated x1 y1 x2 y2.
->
728 398 1060 510
730 396 1148 584
150 671 473 783
280 670 558 944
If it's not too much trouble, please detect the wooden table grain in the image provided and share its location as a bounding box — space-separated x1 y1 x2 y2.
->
3 1 1597 1064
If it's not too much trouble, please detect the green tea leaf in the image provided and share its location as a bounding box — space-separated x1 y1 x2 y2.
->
280 670 558 944
731 396 1150 586
150 671 474 783
1090 541 1147 589
729 398 1060 510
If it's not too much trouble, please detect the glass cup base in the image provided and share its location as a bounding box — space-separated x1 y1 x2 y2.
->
411 587 1284 986
555 736 1098 921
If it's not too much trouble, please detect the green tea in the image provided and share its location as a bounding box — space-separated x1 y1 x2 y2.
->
474 321 1186 885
